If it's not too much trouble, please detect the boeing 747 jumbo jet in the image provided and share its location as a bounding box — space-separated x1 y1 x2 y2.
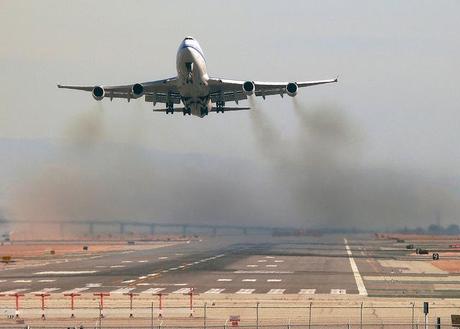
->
58 37 337 118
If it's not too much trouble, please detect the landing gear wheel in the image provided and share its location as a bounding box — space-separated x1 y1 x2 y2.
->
166 102 174 114
183 107 191 116
200 107 208 116
216 101 225 113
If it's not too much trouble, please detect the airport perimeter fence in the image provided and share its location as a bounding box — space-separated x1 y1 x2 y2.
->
0 303 457 329
0 325 452 329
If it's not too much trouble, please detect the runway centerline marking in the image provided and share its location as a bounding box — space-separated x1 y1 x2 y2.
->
267 279 282 282
14 280 31 283
274 260 284 263
266 265 277 268
344 238 368 296
217 279 232 282
247 265 258 268
234 270 293 274
86 283 102 288
242 279 256 282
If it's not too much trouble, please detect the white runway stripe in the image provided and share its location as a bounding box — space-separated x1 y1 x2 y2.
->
141 288 165 294
267 279 282 282
205 288 225 294
111 287 135 294
61 287 89 294
1 289 28 294
266 265 277 268
217 279 232 282
85 283 102 288
37 279 56 283
299 289 316 295
242 279 256 282
344 238 368 296
172 288 192 294
32 288 60 294
14 280 31 283
236 289 255 294
267 289 285 294
331 289 347 294
274 260 284 263
35 271 97 275
122 280 136 284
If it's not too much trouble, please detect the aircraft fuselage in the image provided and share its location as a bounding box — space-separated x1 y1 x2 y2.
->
176 38 211 117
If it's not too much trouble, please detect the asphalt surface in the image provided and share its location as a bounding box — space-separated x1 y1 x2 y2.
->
1 234 459 297
0 235 358 295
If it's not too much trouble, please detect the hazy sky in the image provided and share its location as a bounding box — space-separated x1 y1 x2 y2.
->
0 1 459 229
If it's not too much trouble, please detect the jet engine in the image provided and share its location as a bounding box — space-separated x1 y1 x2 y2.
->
131 83 144 98
242 81 255 96
286 82 298 97
92 86 105 101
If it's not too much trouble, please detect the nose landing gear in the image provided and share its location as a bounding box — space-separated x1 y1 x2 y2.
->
183 107 191 116
200 107 208 117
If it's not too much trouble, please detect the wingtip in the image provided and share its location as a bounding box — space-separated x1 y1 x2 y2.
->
334 75 339 83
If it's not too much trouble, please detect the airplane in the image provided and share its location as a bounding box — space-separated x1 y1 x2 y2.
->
58 37 338 118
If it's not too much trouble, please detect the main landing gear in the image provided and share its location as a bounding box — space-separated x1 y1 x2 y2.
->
166 102 174 114
200 106 208 116
216 101 225 113
183 107 191 116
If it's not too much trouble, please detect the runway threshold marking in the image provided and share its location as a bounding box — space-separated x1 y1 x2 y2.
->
299 289 316 294
32 288 60 294
111 287 135 294
172 288 192 294
141 288 165 294
205 288 225 294
267 289 285 294
331 289 347 294
1 289 28 294
344 238 368 296
61 287 89 294
236 289 255 294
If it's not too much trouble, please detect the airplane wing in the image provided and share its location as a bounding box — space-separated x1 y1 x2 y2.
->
57 77 182 104
207 77 338 103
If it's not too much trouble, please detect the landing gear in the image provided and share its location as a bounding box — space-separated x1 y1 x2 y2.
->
200 106 208 116
216 101 225 113
166 102 174 114
183 107 191 116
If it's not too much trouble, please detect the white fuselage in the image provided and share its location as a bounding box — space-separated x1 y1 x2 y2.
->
176 38 212 117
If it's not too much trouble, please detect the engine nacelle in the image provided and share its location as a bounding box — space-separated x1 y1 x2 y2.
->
131 83 144 98
242 81 255 96
92 86 105 101
286 82 298 97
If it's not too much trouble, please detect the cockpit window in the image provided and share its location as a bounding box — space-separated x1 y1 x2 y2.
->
184 37 194 41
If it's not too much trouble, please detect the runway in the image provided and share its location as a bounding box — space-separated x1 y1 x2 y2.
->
1 234 459 297
0 235 359 296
